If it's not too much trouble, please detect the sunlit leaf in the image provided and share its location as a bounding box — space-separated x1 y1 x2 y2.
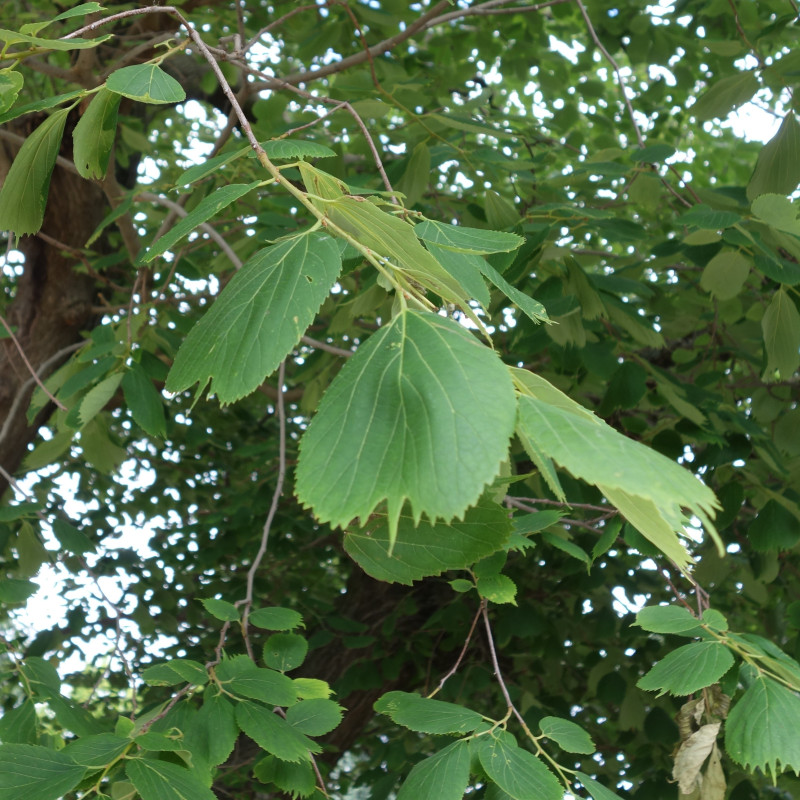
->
374 691 484 735
106 64 186 104
637 642 734 696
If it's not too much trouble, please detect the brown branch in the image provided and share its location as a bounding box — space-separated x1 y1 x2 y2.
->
429 601 483 697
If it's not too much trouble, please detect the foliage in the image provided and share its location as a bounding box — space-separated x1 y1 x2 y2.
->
0 1 799 799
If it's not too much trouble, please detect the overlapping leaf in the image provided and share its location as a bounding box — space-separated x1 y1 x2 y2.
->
396 740 471 800
73 88 121 179
477 734 562 800
126 758 216 800
637 642 734 696
0 744 85 800
235 701 319 762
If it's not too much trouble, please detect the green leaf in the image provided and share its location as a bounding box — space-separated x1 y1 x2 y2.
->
0 700 36 744
142 659 207 687
397 141 431 207
0 29 111 51
636 641 734 696
0 108 69 236
477 259 550 324
166 232 342 404
749 500 800 551
285 698 343 736
0 89 84 126
200 597 239 621
63 734 130 768
541 531 590 564
0 744 85 800
396 740 471 800
263 633 308 672
476 573 517 604
630 144 676 162
539 716 595 754
215 655 298 706
702 609 729 631
72 88 121 179
747 112 800 201
478 734 562 800
234 701 319 762
512 510 565 535
414 220 523 254
293 678 332 700
691 71 759 121
249 607 304 631
122 362 166 438
53 3 105 21
0 69 23 114
52 519 96 555
0 578 38 603
106 64 186 105
253 755 317 798
575 772 626 800
0 502 41 521
678 204 742 229
343 496 511 584
752 193 800 235
484 190 519 229
193 693 237 768
177 146 250 185
725 676 800 779
424 242 491 308
141 182 259 263
78 373 123 427
700 250 751 300
296 310 517 543
126 758 216 800
635 605 700 635
262 139 336 160
374 691 484 735
762 287 800 381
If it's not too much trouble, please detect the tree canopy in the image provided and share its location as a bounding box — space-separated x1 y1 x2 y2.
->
1 1 799 799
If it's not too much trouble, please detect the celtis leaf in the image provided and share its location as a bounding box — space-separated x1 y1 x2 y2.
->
700 251 751 301
285 698 343 736
751 193 800 235
575 772 626 800
52 519 96 555
749 499 800 551
0 700 35 745
295 310 516 543
0 108 69 236
0 744 85 800
425 242 491 309
106 64 186 104
762 287 800 381
374 691 484 735
142 659 207 686
0 29 111 51
73 88 121 179
122 362 166 438
186 693 238 770
200 597 239 621
725 676 800 779
262 139 335 160
691 71 759 121
263 633 308 672
141 182 260 263
0 578 37 603
747 111 800 201
477 259 550 324
539 716 595 754
635 604 701 635
215 655 298 706
293 678 332 700
249 606 304 631
0 69 23 114
63 734 130 768
476 573 517 604
396 740 471 800
235 701 319 762
636 641 734 696
77 373 123 428
0 89 83 126
126 758 216 800
343 496 511 585
177 146 250 185
484 190 519 229
478 734 562 800
396 141 431 207
414 220 523 254
253 755 317 798
166 233 342 404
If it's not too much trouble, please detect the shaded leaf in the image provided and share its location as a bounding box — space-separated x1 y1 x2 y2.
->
747 112 800 201
73 88 121 179
700 251 751 300
122 362 166 438
0 744 85 800
106 64 186 104
235 701 319 762
254 755 317 798
637 642 734 696
249 607 304 631
285 698 343 736
414 220 523 255
396 740 471 800
374 691 484 735
691 71 759 121
63 734 130 768
478 734 562 800
761 287 800 381
539 716 595 754
575 772 626 800
126 758 216 800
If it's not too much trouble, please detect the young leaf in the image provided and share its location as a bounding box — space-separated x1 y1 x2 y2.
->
193 693 238 768
215 655 298 706
396 740 471 800
295 310 517 543
761 287 800 381
539 716 595 754
343 496 511 584
285 698 344 736
0 108 69 236
263 633 308 672
636 641 734 696
141 182 259 263
77 372 123 428
261 139 336 160
0 578 38 604
478 734 562 800
73 88 121 179
249 606 304 631
126 758 216 800
0 744 85 800
142 659 207 686
200 597 239 621
374 691 484 735
725 676 800 779
177 145 250 185
0 89 84 126
414 220 523 254
165 233 342 404
0 29 111 51
106 64 186 104
635 604 700 635
476 573 517 604
235 701 319 762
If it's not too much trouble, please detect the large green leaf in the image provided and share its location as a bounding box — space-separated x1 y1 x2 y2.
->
296 310 517 542
477 734 563 800
396 740 471 800
73 88 121 179
126 758 216 800
691 71 759 121
0 744 85 800
215 655 298 706
761 287 800 381
285 698 343 736
0 108 69 236
747 112 800 201
414 220 523 254
106 64 186 104
539 717 595 754
635 604 701 635
166 233 342 404
725 676 800 779
249 607 304 631
343 495 511 584
234 701 319 762
374 691 484 735
63 734 130 768
637 642 734 696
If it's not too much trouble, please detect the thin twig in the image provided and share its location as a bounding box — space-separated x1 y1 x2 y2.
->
429 601 483 697
300 335 352 358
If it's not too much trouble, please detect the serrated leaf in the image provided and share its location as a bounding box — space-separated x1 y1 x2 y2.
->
512 510 565 535
106 64 186 104
177 146 250 185
679 205 742 229
141 182 259 263
235 701 319 762
702 609 728 631
343 496 511 584
478 734 562 800
424 242 491 309
476 573 517 604
142 659 207 687
215 655 298 706
126 758 216 800
637 642 734 696
725 676 800 779
122 362 166 437
52 519 96 555
78 373 123 427
296 310 516 543
73 88 121 179
691 71 759 121
0 744 85 800
762 287 800 381
166 233 342 404
539 716 595 754
484 190 519 229
396 740 471 800
0 700 36 744
575 772 626 800
263 633 308 672
253 755 317 798
478 258 549 323
748 112 800 201
262 139 336 160
63 734 130 768
700 251 751 300
0 29 111 51
249 606 304 631
200 597 239 621
415 220 523 254
541 531 590 564
193 693 237 768
0 578 38 603
293 678 332 700
0 108 69 236
635 605 700 634
375 691 484 735
285 698 343 736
